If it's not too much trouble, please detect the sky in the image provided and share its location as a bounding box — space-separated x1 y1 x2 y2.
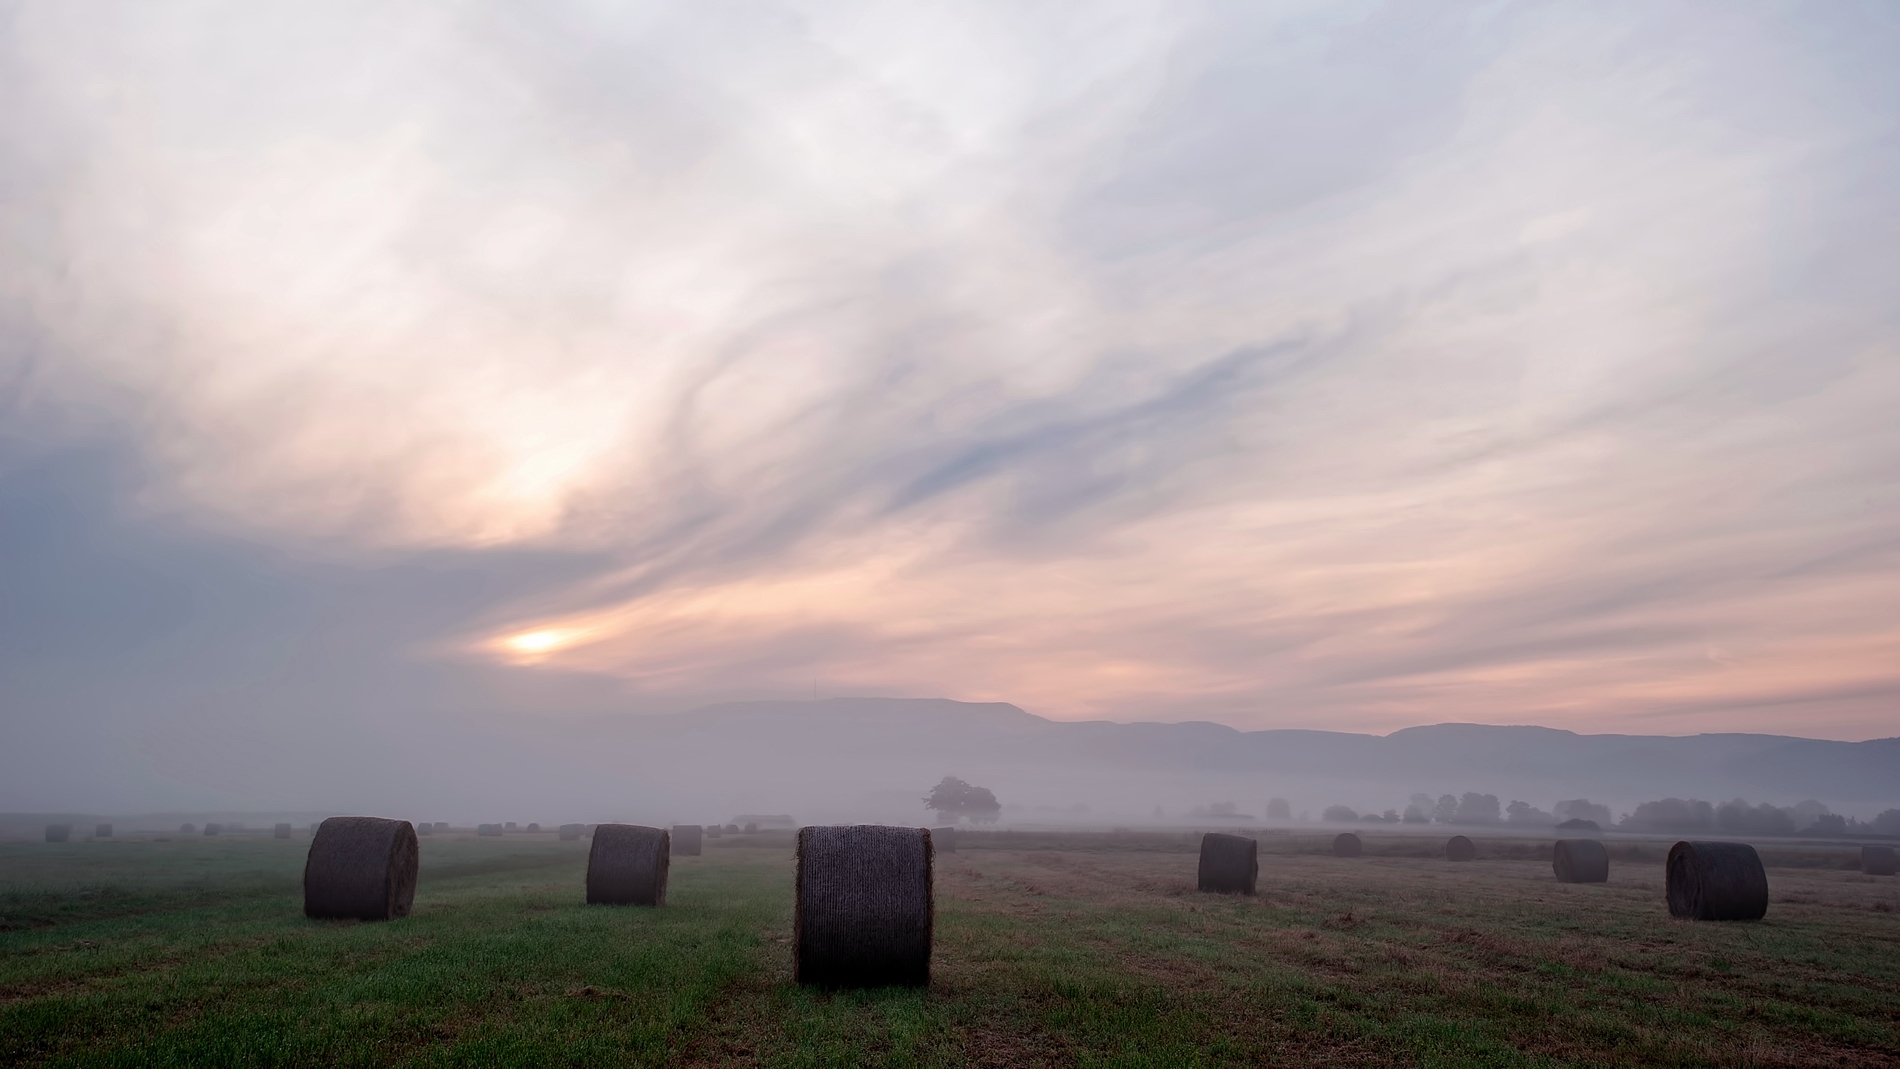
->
3 1 1899 811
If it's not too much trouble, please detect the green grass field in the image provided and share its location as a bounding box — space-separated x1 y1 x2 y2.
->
3 830 1897 1067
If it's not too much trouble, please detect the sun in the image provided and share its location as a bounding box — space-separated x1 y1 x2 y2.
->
503 629 572 655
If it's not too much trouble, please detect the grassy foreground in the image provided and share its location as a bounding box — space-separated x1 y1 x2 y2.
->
2 831 1897 1067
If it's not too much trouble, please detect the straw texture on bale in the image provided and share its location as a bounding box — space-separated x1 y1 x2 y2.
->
45 824 70 843
1332 832 1363 857
1666 840 1768 920
1445 835 1476 862
795 825 933 988
204 823 222 836
672 825 703 856
587 824 670 906
94 824 112 838
931 827 956 853
303 817 419 921
559 823 582 841
478 823 502 837
1553 839 1610 883
1862 845 1897 876
274 823 292 839
179 823 195 834
1197 832 1258 894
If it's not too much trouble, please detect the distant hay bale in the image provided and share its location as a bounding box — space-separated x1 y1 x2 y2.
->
725 824 739 834
416 822 431 836
744 822 759 834
180 823 196 834
94 824 112 838
586 824 670 906
673 825 703 856
274 823 292 839
1332 832 1363 857
45 824 70 843
527 823 540 832
1666 840 1768 921
1863 845 1897 876
478 823 502 837
795 825 933 988
1197 832 1258 894
308 823 319 835
433 822 448 832
303 817 419 921
705 824 722 839
559 823 583 841
931 827 956 854
1445 835 1476 862
1553 839 1610 883
203 823 222 836
505 822 517 831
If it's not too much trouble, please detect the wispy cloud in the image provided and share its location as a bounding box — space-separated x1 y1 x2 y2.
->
2 0 1896 742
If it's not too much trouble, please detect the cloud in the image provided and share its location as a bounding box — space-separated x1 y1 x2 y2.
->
1 0 1896 752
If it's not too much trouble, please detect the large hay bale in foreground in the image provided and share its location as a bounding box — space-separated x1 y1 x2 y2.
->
203 822 223 836
478 823 502 837
1666 840 1767 920
1332 832 1363 857
1863 845 1898 876
274 823 292 839
931 827 956 854
587 825 669 905
1553 839 1610 883
558 823 582 841
45 824 70 843
94 824 112 838
795 825 933 988
303 817 419 921
1198 832 1258 894
1445 835 1476 862
672 825 703 856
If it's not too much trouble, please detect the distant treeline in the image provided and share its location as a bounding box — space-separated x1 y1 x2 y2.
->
1309 793 1900 837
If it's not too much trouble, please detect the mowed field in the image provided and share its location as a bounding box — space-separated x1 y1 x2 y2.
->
3 830 1898 1068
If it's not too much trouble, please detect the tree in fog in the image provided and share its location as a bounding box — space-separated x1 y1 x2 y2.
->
924 776 1002 824
1553 799 1612 826
1505 800 1554 826
1434 794 1459 824
1876 810 1900 836
1621 797 1715 832
1322 805 1358 823
1453 793 1501 824
1266 798 1291 820
1401 804 1431 824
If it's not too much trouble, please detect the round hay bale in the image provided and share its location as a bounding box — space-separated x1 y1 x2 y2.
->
587 824 669 906
558 823 583 841
478 823 502 837
744 822 759 834
1197 832 1258 894
44 824 71 843
672 825 704 856
1862 845 1897 876
94 823 112 838
795 825 932 988
931 827 957 854
416 822 432 836
274 823 292 839
1445 835 1476 862
179 823 195 834
527 823 540 833
203 822 223 836
1553 839 1610 883
303 816 419 921
504 822 517 831
433 822 448 832
1666 840 1767 920
705 824 723 839
1332 832 1363 857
